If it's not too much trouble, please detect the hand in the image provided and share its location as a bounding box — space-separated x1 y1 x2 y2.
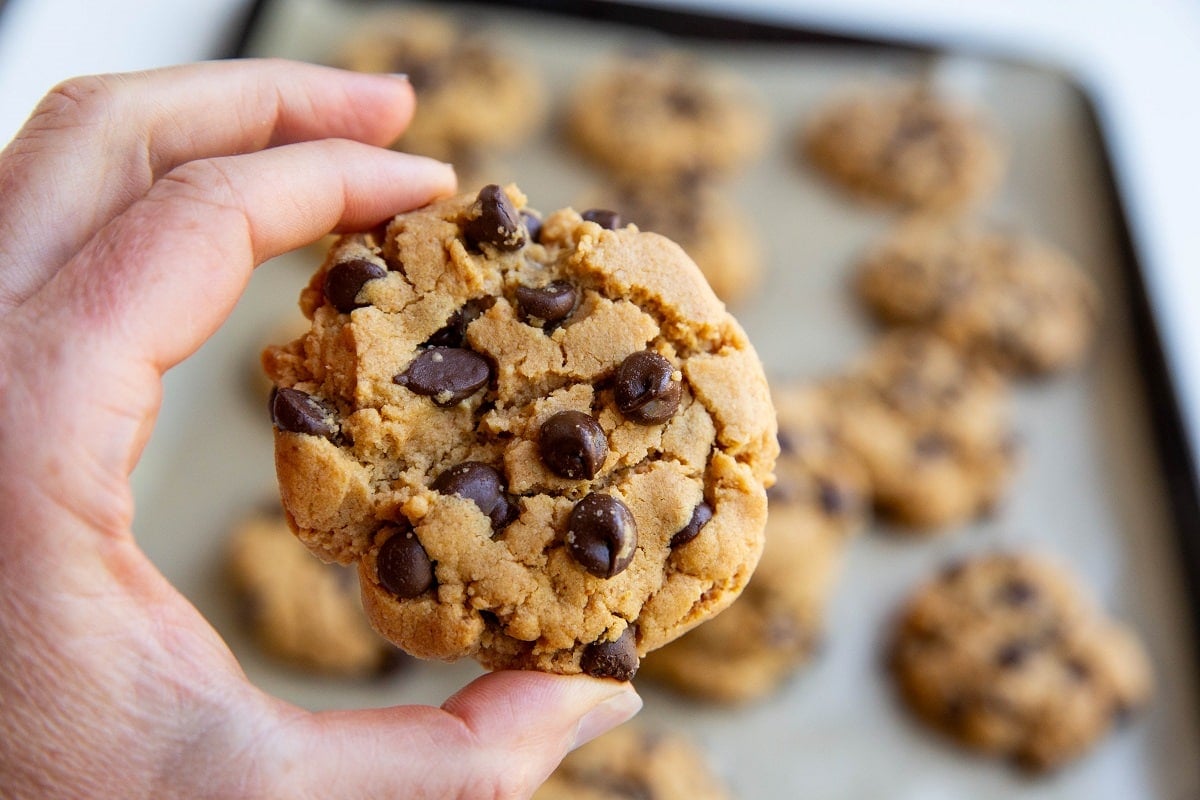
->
0 59 640 799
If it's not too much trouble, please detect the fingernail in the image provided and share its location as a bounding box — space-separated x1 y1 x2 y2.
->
388 73 409 81
571 690 642 751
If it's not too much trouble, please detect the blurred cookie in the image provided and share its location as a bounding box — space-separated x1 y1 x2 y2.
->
857 220 1101 375
227 507 402 677
890 553 1152 771
567 51 767 178
251 312 311 403
804 84 1002 213
335 11 545 163
534 726 732 800
830 330 1018 530
641 385 868 703
587 175 762 305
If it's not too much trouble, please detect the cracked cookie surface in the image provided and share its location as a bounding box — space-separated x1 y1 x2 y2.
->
889 554 1152 771
264 184 776 676
641 384 868 703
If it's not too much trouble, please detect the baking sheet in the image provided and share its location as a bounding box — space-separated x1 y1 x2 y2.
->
130 0 1200 796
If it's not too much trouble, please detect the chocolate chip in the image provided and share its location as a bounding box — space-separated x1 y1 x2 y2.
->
614 351 682 424
520 210 543 245
394 347 491 406
376 525 434 598
1065 657 1092 683
665 85 703 116
998 577 1037 606
462 184 525 251
567 493 637 578
539 410 608 479
424 297 495 348
581 626 639 681
670 501 712 547
581 208 623 230
432 462 517 531
995 640 1031 669
914 432 951 458
515 281 577 326
817 479 855 516
324 258 387 313
270 387 337 438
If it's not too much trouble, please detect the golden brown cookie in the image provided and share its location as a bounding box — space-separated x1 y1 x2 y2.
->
226 507 401 677
829 330 1018 531
641 384 868 703
584 175 762 306
567 51 767 178
534 726 732 800
890 554 1153 771
334 11 545 163
856 220 1101 375
804 83 1002 213
264 184 777 678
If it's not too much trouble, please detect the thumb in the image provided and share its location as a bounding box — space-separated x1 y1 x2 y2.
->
266 671 642 799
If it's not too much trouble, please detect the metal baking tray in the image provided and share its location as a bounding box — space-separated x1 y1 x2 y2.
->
130 0 1200 796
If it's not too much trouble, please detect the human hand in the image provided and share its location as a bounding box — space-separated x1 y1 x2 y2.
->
0 60 640 799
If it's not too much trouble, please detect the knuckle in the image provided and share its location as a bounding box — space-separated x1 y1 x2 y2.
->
158 158 240 208
28 74 122 133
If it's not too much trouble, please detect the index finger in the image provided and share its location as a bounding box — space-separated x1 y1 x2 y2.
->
0 59 415 310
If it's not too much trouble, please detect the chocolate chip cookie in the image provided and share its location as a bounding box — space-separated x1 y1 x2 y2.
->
263 184 777 678
226 506 402 677
567 51 767 178
534 726 732 800
585 174 762 306
857 220 1101 375
335 11 545 163
889 553 1152 771
804 84 1002 213
641 384 868 703
829 330 1018 530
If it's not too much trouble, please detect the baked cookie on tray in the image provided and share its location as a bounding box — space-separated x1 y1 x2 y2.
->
226 506 402 677
829 330 1018 531
889 553 1153 771
803 83 1003 213
263 184 777 678
584 174 762 306
334 11 545 163
567 51 767 178
641 384 868 703
534 725 732 800
856 219 1101 375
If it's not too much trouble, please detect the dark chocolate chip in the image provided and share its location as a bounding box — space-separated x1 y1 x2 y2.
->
670 501 712 547
376 525 434 598
581 208 623 230
539 410 608 480
515 281 577 326
462 184 525 251
394 347 491 406
914 432 951 458
520 210 543 245
613 350 682 424
997 577 1038 606
424 297 495 348
324 258 387 313
817 479 855 516
567 493 637 578
665 85 703 116
1065 657 1092 683
432 461 517 531
270 387 337 438
995 640 1031 669
581 626 639 681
